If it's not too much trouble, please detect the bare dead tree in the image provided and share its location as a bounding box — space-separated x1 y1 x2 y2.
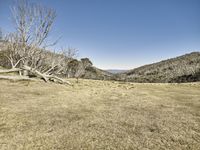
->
0 0 83 84
3 33 22 68
0 0 74 84
58 47 78 76
0 33 23 74
10 0 56 75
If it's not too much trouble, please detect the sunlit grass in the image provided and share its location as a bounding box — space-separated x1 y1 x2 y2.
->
0 79 200 149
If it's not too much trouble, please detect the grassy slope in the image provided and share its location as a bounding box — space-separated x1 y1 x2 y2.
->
0 79 200 149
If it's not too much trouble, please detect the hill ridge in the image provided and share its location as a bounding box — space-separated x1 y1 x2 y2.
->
115 51 200 83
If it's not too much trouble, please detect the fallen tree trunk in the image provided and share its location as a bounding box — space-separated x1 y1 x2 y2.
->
0 68 22 74
0 66 71 85
22 65 71 85
47 75 71 85
22 65 48 82
0 75 35 81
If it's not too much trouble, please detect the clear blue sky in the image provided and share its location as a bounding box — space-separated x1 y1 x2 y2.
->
0 0 200 69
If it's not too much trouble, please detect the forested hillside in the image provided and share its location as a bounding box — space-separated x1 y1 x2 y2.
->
116 52 200 83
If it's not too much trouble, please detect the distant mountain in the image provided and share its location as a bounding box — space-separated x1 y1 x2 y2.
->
105 69 127 74
115 52 200 83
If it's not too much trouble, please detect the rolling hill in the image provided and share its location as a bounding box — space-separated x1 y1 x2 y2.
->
115 52 200 83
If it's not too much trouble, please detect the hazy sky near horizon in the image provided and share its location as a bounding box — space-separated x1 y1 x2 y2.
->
0 0 200 69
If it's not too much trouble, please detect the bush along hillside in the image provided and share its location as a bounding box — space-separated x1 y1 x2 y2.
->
0 40 113 81
116 52 200 83
64 58 113 80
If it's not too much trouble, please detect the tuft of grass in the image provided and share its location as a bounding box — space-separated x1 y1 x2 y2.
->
0 79 200 149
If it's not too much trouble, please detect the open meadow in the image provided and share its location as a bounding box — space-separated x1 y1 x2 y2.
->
0 79 200 150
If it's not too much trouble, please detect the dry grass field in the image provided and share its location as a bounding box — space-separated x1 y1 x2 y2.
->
0 79 200 150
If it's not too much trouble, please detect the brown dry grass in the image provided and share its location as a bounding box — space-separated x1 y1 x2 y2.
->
0 79 200 150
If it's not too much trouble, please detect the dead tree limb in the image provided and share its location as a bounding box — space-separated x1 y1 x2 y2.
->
0 75 35 81
0 68 22 74
22 65 71 84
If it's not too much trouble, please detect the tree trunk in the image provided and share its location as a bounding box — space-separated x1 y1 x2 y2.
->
22 65 48 82
23 61 29 76
0 68 22 74
0 75 35 81
22 65 71 84
0 66 71 85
